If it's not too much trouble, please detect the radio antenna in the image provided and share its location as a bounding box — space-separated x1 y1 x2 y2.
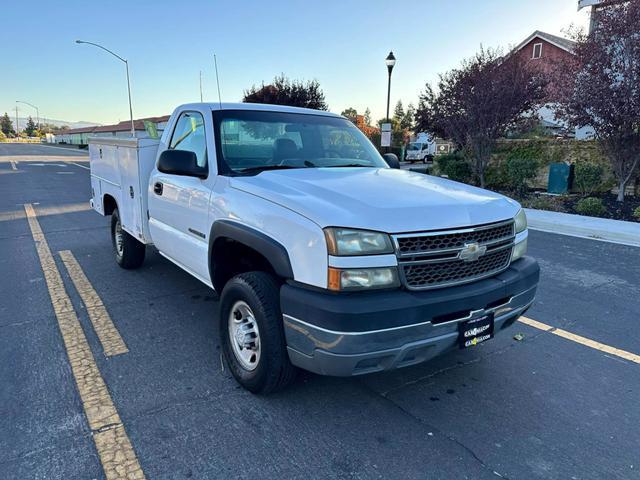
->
199 70 203 102
213 54 222 109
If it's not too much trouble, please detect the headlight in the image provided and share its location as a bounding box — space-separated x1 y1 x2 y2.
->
514 209 527 233
324 228 394 256
511 237 528 262
328 267 400 291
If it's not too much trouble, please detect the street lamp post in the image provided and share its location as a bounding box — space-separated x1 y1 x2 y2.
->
75 40 135 137
16 101 39 129
385 51 396 122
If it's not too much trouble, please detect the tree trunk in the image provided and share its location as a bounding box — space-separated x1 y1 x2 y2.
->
479 170 486 189
617 180 627 202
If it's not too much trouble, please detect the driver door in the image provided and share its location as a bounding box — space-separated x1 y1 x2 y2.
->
148 111 213 283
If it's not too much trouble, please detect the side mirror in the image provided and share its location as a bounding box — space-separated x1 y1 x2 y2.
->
158 149 207 178
383 153 400 169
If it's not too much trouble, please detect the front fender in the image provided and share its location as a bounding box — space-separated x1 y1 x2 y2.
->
208 220 294 282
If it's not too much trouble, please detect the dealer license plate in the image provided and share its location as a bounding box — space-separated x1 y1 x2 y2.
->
459 314 494 348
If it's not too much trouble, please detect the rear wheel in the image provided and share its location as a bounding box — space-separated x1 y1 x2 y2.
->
220 272 297 394
111 208 145 269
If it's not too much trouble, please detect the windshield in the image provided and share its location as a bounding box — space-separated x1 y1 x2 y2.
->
213 110 388 175
407 143 422 151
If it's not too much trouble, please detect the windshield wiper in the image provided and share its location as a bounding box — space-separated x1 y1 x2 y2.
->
236 165 304 175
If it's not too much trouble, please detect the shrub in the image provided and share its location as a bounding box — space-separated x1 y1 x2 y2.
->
523 195 567 212
0 131 5 142
575 197 606 217
574 161 605 196
633 206 640 220
436 153 473 183
485 162 509 189
504 157 539 196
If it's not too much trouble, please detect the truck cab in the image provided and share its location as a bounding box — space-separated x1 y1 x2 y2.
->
89 103 538 394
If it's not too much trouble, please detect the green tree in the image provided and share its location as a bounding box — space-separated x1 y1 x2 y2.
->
1 112 15 136
243 74 328 110
340 107 358 121
393 100 405 121
402 103 415 131
25 116 37 136
364 108 372 126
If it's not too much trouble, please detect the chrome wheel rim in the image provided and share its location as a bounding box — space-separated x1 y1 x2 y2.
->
114 219 124 257
228 300 261 371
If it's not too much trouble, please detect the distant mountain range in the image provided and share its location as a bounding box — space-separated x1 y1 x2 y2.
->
8 116 102 131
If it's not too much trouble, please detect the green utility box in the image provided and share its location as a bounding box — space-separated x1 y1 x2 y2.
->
548 162 574 194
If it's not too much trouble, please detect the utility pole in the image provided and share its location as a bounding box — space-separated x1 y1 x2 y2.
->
15 106 19 135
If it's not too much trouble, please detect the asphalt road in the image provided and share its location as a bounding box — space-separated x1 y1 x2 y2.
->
1 143 638 480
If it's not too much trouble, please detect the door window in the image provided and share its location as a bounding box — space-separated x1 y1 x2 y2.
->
169 112 207 168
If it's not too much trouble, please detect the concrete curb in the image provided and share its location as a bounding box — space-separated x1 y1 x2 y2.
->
524 208 640 248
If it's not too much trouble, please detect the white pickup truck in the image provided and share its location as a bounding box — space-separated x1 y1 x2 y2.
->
89 103 539 394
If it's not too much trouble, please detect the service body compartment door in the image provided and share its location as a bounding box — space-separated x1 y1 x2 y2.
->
89 137 158 244
118 139 159 243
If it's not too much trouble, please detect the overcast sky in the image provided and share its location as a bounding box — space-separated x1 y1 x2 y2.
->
1 0 589 125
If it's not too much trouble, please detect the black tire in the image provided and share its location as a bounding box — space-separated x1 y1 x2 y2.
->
111 208 145 269
220 272 297 394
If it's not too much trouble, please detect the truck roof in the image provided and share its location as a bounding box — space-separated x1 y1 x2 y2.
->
177 102 343 118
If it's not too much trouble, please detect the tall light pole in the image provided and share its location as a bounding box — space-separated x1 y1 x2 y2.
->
16 101 39 129
385 51 396 122
75 40 135 137
199 70 203 102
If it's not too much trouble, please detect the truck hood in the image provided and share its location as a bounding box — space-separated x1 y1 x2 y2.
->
230 168 521 233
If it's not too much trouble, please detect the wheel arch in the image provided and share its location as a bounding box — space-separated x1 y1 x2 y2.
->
103 194 118 216
208 220 294 292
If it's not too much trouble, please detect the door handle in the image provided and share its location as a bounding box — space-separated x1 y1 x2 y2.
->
154 182 163 195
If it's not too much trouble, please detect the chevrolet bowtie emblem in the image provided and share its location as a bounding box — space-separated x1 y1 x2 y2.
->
459 242 487 262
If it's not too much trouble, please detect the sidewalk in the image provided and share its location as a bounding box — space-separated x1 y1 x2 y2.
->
525 208 640 247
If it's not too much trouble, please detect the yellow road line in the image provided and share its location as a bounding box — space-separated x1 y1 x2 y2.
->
519 316 640 364
24 203 145 480
59 250 128 357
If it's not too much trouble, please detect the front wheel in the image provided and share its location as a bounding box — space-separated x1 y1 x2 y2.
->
220 272 297 394
111 208 145 269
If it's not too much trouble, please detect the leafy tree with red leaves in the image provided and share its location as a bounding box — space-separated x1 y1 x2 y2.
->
556 0 640 202
415 47 546 187
243 74 328 111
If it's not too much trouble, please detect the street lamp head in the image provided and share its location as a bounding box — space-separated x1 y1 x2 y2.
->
385 51 396 71
75 40 84 44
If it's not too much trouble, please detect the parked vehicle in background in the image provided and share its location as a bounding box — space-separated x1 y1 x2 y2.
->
405 132 436 164
88 103 538 394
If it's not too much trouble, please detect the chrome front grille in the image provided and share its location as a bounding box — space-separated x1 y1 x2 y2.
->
393 220 515 290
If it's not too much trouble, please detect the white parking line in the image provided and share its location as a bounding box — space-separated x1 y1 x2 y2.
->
68 161 90 170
